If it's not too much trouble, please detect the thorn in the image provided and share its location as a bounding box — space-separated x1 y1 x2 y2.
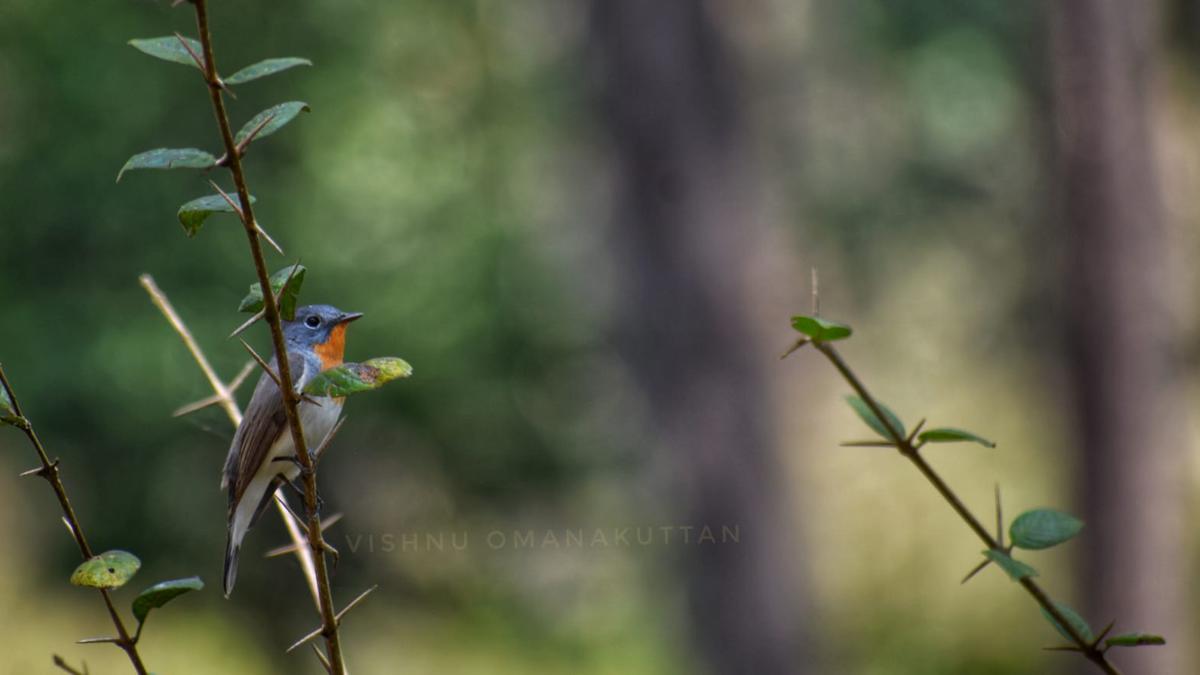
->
779 337 809 360
208 180 245 221
310 643 334 674
172 31 207 76
19 465 46 478
1042 645 1085 652
255 222 285 256
811 267 820 316
276 492 307 525
235 112 277 157
228 360 257 392
906 418 926 444
838 440 895 448
264 513 343 557
286 625 325 653
239 339 280 388
61 516 77 538
229 310 265 339
172 393 225 418
333 584 378 622
76 636 121 645
960 557 992 585
1092 619 1117 648
312 416 347 463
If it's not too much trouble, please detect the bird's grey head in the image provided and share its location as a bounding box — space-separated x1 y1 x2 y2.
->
282 304 363 349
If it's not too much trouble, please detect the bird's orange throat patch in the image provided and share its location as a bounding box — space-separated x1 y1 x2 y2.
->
315 324 348 370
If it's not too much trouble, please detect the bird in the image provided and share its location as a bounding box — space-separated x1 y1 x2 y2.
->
221 303 362 597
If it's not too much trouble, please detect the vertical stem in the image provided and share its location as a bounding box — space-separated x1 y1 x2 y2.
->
0 365 148 674
188 1 345 670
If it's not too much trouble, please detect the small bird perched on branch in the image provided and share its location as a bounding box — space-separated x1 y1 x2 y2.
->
221 304 362 597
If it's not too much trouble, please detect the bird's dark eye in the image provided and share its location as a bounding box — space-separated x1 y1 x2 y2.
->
305 315 321 328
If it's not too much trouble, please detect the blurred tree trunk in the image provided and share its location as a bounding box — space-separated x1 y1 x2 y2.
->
1048 2 1188 673
588 2 808 674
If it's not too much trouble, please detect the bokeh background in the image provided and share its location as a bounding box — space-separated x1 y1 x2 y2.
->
1 1 1196 673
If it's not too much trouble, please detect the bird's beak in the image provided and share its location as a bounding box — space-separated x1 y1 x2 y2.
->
338 311 364 325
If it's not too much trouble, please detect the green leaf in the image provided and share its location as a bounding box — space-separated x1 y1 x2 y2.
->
304 357 413 398
70 550 141 590
238 264 307 320
791 315 852 342
917 427 996 448
132 577 204 624
845 395 905 440
234 102 311 146
1105 633 1166 647
983 549 1037 581
0 385 21 427
177 193 255 237
1010 509 1084 550
128 36 205 69
1041 601 1093 643
117 148 216 182
225 57 312 85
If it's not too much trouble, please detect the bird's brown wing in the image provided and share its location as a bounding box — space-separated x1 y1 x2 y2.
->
221 351 312 509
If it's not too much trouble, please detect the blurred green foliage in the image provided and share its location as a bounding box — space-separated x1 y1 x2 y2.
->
1 0 1194 673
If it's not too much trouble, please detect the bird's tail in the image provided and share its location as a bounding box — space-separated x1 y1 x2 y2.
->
224 532 241 598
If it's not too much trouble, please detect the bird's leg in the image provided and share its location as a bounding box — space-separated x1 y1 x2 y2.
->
320 538 340 571
272 455 325 512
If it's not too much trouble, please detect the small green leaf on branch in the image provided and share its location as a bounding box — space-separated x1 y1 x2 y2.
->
0 385 14 419
1010 509 1084 550
235 102 311 146
132 576 204 624
225 58 313 85
238 264 307 320
304 357 413 398
128 36 205 68
177 193 256 237
983 549 1037 581
1105 633 1166 647
1041 601 1093 643
845 395 905 440
917 427 996 448
70 550 141 589
117 148 216 182
791 315 852 342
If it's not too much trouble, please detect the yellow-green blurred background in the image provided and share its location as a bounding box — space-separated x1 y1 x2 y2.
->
1 1 1196 673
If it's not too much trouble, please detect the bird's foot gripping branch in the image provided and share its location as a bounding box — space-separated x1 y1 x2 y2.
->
782 312 1164 675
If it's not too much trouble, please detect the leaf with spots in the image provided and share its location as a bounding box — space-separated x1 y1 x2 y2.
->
304 357 413 397
234 102 311 147
117 148 217 182
70 550 141 590
225 57 312 85
128 36 205 69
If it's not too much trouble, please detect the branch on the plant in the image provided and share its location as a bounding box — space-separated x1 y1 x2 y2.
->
804 340 1125 675
0 366 149 674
